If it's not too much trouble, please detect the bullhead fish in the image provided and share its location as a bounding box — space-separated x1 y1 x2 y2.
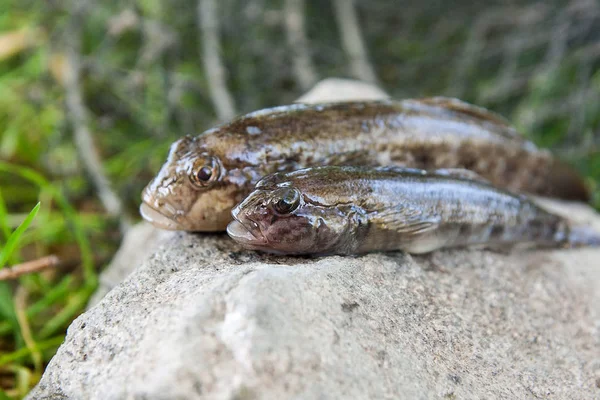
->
141 98 589 231
227 166 600 255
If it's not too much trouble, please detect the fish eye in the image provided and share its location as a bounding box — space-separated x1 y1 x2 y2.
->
197 166 213 181
190 156 220 187
271 188 300 215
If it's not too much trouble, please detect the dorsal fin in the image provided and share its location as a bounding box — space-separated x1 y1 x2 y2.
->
419 97 512 127
432 168 491 184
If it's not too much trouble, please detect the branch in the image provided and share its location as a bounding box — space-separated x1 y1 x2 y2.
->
517 91 598 130
64 2 131 233
332 0 378 84
448 8 509 97
566 60 593 140
449 4 550 97
284 0 318 91
541 15 570 72
0 256 60 281
197 0 237 121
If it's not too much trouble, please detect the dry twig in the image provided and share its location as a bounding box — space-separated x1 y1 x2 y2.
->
284 0 318 90
332 0 378 84
0 255 60 281
64 1 131 233
197 0 237 121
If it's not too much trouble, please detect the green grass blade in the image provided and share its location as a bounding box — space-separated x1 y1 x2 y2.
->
0 282 22 348
13 365 33 399
0 276 73 336
0 335 64 367
0 282 16 324
38 289 92 339
28 275 74 316
0 162 97 288
0 189 11 241
0 202 40 269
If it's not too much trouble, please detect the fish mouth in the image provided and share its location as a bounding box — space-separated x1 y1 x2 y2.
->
139 203 184 230
227 218 267 246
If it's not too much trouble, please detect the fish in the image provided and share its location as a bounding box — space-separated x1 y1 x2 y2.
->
140 98 589 231
227 166 600 255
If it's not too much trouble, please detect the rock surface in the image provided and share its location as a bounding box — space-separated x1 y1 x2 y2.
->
88 222 175 307
29 81 600 400
294 78 389 103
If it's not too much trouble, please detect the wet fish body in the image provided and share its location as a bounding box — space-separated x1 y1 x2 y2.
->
141 98 589 231
227 166 599 255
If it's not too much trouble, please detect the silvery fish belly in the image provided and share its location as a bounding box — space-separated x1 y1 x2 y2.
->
140 98 589 232
227 166 600 255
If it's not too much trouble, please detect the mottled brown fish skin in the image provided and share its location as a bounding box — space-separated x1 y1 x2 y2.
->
227 166 599 255
141 98 589 231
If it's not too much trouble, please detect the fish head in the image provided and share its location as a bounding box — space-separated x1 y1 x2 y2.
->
227 178 352 254
140 136 235 231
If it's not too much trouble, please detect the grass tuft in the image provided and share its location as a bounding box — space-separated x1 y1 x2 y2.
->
0 202 40 270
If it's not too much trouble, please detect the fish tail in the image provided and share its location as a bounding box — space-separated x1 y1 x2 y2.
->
544 160 591 202
564 224 600 248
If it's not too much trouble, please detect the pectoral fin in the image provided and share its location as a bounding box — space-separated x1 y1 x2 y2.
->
372 206 440 236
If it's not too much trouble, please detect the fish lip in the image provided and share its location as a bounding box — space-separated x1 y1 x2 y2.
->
139 203 184 230
227 218 268 246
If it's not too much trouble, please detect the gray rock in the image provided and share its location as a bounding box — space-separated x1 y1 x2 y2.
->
88 222 175 308
29 81 600 399
295 78 390 103
29 231 600 399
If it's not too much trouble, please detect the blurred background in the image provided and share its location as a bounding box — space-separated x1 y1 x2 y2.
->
0 0 599 397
